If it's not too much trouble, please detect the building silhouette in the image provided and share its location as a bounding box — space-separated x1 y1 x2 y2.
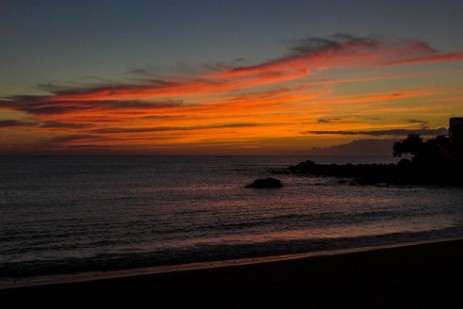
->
449 117 463 145
449 117 463 160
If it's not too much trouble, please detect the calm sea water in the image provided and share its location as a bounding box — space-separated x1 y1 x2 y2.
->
1 156 463 283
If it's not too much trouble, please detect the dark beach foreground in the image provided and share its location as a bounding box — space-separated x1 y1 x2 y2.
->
2 239 463 308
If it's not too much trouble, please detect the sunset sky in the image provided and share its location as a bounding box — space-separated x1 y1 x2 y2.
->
1 0 463 155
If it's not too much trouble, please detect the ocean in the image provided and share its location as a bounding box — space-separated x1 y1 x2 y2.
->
1 156 463 286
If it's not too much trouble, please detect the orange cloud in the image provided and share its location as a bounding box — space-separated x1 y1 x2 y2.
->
4 35 442 105
379 51 463 66
1 34 463 154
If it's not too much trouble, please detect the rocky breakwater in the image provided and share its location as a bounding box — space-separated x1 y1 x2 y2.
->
288 159 463 186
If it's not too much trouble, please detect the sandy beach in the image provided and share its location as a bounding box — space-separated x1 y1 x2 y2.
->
1 238 463 308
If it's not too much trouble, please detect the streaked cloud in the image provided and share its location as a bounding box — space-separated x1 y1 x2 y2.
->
0 119 36 128
1 34 463 154
1 97 184 116
304 127 448 137
2 34 452 106
39 121 94 129
45 134 98 144
317 117 348 124
379 51 463 66
87 122 271 134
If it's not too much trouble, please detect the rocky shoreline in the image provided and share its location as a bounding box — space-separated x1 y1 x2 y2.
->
287 159 463 186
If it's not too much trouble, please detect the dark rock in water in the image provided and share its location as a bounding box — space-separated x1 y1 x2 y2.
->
246 177 283 188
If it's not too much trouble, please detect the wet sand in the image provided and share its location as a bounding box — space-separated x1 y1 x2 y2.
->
2 239 463 308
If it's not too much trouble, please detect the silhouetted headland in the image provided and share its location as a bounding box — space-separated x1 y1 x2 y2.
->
288 117 463 186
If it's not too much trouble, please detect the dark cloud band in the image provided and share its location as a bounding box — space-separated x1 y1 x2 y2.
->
304 127 448 136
